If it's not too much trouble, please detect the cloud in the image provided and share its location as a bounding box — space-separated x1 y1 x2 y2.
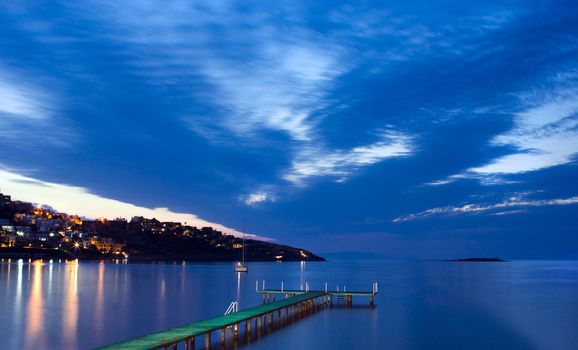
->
240 190 276 206
427 71 578 186
0 65 74 148
470 86 578 175
66 1 346 144
52 2 513 196
393 192 578 222
0 72 51 120
283 131 413 186
192 42 344 142
0 166 267 240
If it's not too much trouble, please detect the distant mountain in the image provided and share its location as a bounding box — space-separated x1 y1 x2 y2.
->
322 251 389 261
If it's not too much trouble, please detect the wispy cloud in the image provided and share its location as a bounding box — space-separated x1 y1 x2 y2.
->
0 166 267 240
471 81 578 175
0 65 74 148
0 71 51 120
192 41 344 142
428 70 578 186
239 190 277 207
283 131 413 186
67 1 345 143
70 1 416 192
56 2 519 200
393 192 578 222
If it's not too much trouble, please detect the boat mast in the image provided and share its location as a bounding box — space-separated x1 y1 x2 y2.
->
241 220 245 264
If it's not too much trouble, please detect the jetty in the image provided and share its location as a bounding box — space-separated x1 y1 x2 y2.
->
257 281 378 306
95 282 377 350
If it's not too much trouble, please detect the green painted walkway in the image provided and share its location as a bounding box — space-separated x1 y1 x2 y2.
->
95 291 325 350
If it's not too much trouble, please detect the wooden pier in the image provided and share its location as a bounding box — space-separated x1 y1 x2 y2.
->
95 282 377 350
257 281 379 307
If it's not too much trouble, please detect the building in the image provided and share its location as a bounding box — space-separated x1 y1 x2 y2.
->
0 193 11 204
0 233 16 247
88 237 125 253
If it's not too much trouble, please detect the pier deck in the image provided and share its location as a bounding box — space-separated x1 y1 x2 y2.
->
95 291 325 350
258 288 377 307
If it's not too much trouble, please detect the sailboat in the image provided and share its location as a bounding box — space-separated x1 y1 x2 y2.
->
234 230 248 273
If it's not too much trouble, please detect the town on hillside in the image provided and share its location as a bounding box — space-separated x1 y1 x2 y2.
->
0 192 323 262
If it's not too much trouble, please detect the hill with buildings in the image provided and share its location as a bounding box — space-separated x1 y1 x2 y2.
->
0 192 323 262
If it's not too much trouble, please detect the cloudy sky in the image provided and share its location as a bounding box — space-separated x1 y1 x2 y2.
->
1 1 577 258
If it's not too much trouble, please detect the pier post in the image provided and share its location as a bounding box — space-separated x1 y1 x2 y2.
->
205 332 211 350
221 328 226 345
234 323 239 338
257 315 262 331
348 295 352 307
245 320 250 334
370 295 374 306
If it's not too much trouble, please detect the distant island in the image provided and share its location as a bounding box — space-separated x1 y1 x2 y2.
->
0 192 324 262
444 257 507 262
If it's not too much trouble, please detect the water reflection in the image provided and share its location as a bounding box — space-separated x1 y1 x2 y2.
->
236 272 242 306
300 261 305 290
0 260 576 350
25 260 45 348
62 260 79 349
13 259 23 349
94 262 105 339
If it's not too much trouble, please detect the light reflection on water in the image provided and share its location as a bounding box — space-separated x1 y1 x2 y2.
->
93 262 105 340
24 261 44 349
0 260 576 350
63 261 78 349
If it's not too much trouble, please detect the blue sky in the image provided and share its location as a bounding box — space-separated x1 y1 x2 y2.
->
1 1 577 258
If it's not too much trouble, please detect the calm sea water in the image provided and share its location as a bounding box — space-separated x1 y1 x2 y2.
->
0 259 577 350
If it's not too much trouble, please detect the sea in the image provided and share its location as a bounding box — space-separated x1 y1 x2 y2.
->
0 259 577 350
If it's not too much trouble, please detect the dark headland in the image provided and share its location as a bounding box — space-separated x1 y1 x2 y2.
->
0 192 324 262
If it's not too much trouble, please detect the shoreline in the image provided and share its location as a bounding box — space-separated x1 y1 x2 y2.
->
0 247 324 263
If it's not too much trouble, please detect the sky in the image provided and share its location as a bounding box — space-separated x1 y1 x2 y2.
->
0 1 577 259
